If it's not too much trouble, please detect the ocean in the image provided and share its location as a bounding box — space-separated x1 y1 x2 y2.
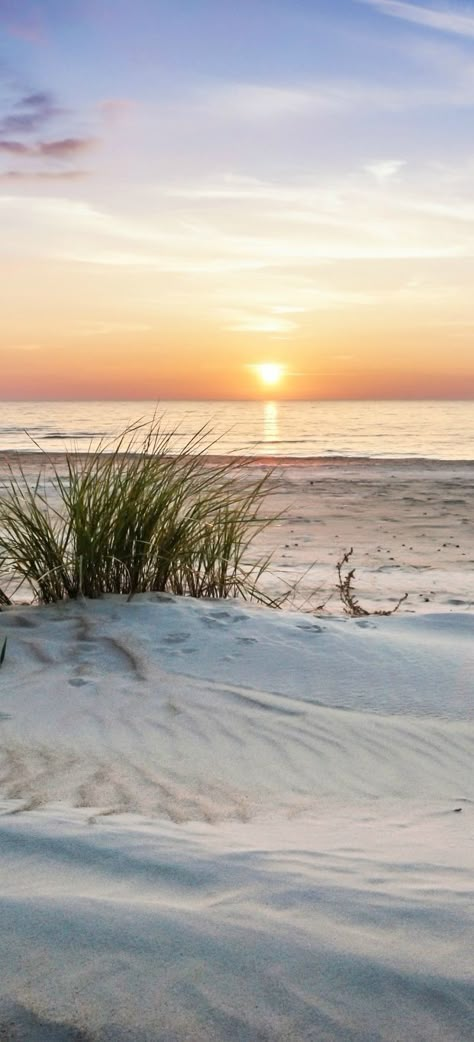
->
0 399 473 460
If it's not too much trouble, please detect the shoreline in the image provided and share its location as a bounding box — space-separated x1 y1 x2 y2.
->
1 449 474 467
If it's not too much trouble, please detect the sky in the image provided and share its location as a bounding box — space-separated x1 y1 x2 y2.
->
1 0 474 400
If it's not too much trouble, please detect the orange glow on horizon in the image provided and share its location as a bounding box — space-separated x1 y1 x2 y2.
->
2 257 474 400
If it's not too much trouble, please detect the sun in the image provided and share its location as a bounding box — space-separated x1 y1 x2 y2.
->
256 363 285 387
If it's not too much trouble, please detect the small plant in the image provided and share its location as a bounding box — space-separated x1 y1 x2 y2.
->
0 637 6 666
336 548 408 617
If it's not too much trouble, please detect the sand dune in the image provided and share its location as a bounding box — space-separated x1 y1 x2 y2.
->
1 806 472 1042
0 596 473 1040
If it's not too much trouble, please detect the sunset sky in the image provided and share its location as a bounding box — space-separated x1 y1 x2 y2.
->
2 0 474 400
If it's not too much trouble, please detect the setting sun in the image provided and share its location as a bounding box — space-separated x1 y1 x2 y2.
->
256 364 285 388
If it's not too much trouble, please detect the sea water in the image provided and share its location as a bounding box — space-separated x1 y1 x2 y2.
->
0 399 473 459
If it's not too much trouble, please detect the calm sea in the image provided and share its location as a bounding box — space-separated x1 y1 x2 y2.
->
0 400 473 460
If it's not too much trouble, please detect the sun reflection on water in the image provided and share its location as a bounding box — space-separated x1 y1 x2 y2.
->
263 401 279 446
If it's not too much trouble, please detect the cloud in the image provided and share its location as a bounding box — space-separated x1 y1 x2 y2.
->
39 137 96 157
2 175 472 343
0 81 97 179
223 311 299 334
183 68 474 128
98 98 136 123
0 169 86 181
1 91 58 133
197 83 314 121
0 140 30 154
365 159 407 180
20 92 50 107
4 152 474 298
0 3 46 45
361 1 474 38
0 137 96 158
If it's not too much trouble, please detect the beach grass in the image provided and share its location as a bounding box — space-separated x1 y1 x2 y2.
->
0 421 276 605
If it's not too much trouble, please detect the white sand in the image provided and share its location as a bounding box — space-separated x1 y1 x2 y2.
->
248 458 474 613
0 594 473 1041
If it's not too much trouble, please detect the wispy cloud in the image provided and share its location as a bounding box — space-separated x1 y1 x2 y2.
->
1 91 59 134
0 137 96 158
222 311 299 335
365 159 407 180
0 1 46 45
2 150 474 350
0 169 87 181
38 137 96 157
361 1 474 38
0 140 30 154
98 98 136 124
5 158 474 272
0 79 97 179
183 67 474 129
196 83 314 120
221 291 374 335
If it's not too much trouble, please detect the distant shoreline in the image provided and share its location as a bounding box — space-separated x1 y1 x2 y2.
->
1 450 474 469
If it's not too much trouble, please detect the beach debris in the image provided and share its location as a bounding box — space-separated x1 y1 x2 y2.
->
0 637 6 667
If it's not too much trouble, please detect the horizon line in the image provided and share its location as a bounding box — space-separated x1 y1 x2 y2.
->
1 396 474 405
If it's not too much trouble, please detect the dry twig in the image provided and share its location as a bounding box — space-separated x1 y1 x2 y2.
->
336 548 408 617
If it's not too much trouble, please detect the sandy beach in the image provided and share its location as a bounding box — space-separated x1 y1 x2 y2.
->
2 453 474 612
0 456 473 1041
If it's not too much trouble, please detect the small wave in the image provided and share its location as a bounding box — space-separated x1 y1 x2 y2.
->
42 431 106 439
0 427 44 435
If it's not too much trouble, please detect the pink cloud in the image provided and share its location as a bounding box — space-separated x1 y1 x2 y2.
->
0 169 87 181
38 136 98 157
0 4 46 44
98 98 136 124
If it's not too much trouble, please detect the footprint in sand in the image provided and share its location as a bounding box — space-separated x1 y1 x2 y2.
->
0 612 37 630
201 609 247 627
161 632 190 645
67 620 147 686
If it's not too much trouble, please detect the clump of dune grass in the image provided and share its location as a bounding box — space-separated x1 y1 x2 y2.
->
0 421 278 606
